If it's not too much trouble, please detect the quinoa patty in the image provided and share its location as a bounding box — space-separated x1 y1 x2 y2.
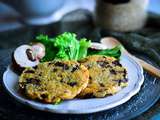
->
19 60 89 103
78 55 128 98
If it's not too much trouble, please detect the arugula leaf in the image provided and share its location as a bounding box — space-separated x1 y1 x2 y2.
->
87 45 122 59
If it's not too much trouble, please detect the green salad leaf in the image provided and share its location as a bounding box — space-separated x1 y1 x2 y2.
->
54 32 91 60
54 32 80 60
78 38 91 60
34 32 91 62
87 45 122 59
34 32 121 62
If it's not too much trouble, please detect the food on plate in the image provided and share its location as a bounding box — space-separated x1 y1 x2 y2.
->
31 43 45 60
12 32 121 71
12 45 40 73
19 60 89 103
34 32 121 62
88 44 122 59
34 32 91 62
78 55 128 98
11 32 128 104
12 43 45 74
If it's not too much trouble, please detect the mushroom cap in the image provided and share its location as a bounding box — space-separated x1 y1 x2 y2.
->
13 45 39 68
31 43 45 60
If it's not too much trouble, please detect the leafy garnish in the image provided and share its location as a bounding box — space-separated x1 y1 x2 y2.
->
54 32 80 60
88 45 122 59
53 98 63 105
35 34 57 62
78 38 91 60
34 32 121 62
34 32 91 62
54 32 91 60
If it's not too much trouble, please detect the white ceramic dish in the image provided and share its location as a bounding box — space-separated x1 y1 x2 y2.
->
3 43 144 114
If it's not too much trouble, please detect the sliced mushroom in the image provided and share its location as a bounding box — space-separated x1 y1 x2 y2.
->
12 45 39 74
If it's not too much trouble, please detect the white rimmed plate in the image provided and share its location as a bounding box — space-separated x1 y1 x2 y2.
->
3 43 144 114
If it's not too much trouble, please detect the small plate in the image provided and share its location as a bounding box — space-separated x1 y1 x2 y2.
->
3 43 144 114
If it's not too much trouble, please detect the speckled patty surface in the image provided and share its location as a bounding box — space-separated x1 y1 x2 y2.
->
19 60 89 103
78 55 128 98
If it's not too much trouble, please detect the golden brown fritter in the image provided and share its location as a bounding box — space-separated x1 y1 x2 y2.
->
78 55 128 98
19 60 89 103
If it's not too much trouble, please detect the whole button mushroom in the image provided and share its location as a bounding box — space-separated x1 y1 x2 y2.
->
31 43 45 60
